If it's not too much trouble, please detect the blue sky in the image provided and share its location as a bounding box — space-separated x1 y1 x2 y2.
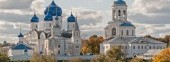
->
0 0 170 43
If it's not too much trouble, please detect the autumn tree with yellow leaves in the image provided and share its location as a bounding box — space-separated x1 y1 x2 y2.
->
153 48 170 62
81 35 104 54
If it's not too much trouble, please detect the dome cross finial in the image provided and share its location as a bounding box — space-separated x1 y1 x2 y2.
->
33 9 35 15
19 25 22 33
33 9 37 16
71 9 73 15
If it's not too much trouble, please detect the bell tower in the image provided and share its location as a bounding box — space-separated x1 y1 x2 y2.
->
112 0 127 21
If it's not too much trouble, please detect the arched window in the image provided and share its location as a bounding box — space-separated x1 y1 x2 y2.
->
121 30 123 35
58 50 60 54
132 30 134 35
49 23 51 27
126 30 129 35
123 10 126 15
36 25 38 28
113 10 116 18
68 25 69 29
73 24 75 28
118 10 121 16
113 10 116 14
112 28 116 35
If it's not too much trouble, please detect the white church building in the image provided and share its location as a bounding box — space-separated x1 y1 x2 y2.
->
100 0 166 58
24 0 82 56
8 0 167 61
9 0 82 59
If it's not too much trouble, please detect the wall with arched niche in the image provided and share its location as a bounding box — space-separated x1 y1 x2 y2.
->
39 32 46 53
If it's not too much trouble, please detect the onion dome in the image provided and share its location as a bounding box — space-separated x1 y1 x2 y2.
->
31 13 39 22
56 7 62 16
44 12 53 21
44 1 62 16
67 13 76 22
18 33 24 37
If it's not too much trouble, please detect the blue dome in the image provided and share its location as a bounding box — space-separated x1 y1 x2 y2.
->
120 22 134 26
44 12 53 21
18 33 24 37
56 7 62 16
44 1 62 16
67 13 76 22
31 14 39 22
115 0 125 4
12 43 32 50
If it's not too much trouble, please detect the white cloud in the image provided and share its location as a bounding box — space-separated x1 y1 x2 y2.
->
128 0 170 37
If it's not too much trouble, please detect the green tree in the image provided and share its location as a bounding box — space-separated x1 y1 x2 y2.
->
69 57 83 62
130 58 145 62
91 54 108 62
31 52 56 62
0 53 10 62
92 46 125 62
106 46 125 62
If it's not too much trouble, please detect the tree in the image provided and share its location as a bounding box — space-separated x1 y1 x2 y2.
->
31 52 56 62
153 48 170 62
81 35 104 54
0 53 10 62
106 46 125 62
130 58 145 62
91 54 108 62
163 35 170 47
69 57 83 62
92 46 125 62
0 43 3 47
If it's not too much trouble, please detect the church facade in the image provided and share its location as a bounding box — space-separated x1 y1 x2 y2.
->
100 0 167 58
22 0 82 56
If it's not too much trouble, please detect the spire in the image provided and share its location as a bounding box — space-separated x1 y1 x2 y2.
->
18 28 24 37
18 27 24 43
31 10 39 22
71 9 73 16
33 9 36 15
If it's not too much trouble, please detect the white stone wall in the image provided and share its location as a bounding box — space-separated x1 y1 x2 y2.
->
129 43 166 58
101 43 166 58
105 23 119 39
119 26 135 37
45 21 52 30
8 49 33 56
67 22 75 31
30 22 38 30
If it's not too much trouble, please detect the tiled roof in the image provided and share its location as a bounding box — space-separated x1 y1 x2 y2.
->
12 43 32 50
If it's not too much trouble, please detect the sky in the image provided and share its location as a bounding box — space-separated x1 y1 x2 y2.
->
0 0 170 43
